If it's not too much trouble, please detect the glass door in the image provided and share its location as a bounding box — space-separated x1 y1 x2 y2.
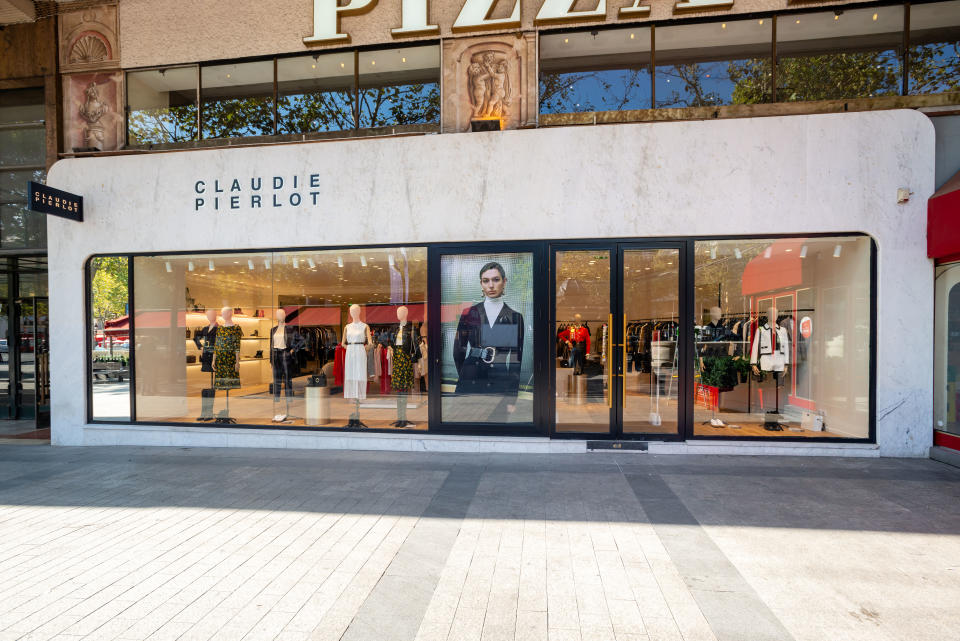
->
551 243 684 438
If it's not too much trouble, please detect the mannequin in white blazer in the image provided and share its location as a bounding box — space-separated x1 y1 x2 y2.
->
751 307 790 375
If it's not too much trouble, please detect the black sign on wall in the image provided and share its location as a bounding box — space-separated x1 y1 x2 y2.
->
29 181 83 222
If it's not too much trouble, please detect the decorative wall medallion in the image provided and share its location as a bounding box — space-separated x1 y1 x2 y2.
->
60 5 119 72
468 51 512 120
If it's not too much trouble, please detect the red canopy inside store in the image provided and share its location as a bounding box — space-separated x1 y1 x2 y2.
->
289 307 341 326
928 170 960 261
741 238 805 295
363 304 425 324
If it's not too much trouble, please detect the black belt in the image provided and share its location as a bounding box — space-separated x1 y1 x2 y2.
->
347 342 365 345
466 346 503 364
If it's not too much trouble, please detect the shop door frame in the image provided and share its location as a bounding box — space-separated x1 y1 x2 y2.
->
548 241 691 441
12 295 50 428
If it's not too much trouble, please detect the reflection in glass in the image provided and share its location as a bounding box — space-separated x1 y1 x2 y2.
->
126 67 198 144
555 251 611 433
441 253 534 424
622 249 679 434
201 61 275 139
776 6 903 101
936 266 960 437
693 237 870 437
908 0 960 95
90 256 130 421
277 52 356 134
655 19 772 108
130 248 428 429
358 46 440 128
540 28 652 114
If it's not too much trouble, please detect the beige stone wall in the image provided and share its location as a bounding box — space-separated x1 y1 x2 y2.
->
120 0 875 69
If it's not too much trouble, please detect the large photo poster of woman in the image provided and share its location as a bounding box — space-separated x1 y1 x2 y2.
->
440 252 535 423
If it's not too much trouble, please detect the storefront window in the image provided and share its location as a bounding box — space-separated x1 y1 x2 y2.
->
935 263 960 437
126 67 198 144
201 61 275 139
440 252 535 424
655 18 772 108
131 248 427 429
90 256 130 421
539 27 652 114
277 52 356 134
909 0 960 95
357 46 440 128
0 87 46 250
693 237 871 438
776 5 904 101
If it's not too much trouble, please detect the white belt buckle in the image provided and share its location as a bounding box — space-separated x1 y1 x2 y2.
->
481 347 497 364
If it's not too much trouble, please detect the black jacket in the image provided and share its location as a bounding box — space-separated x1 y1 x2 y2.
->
453 301 524 396
193 325 218 373
269 324 305 363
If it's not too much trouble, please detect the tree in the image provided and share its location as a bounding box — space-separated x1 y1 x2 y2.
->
90 257 128 347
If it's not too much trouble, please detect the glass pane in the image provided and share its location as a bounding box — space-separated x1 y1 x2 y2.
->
358 46 440 128
17 299 36 419
622 249 679 434
126 67 198 144
1 169 44 207
34 298 49 427
0 203 47 250
693 237 871 438
777 6 903 102
908 0 960 95
277 52 356 133
0 88 44 124
0 276 10 419
201 61 275 139
90 257 130 421
655 19 772 107
935 264 960 437
18 258 46 297
132 248 427 429
555 250 611 433
540 28 652 113
0 128 46 166
441 253 534 424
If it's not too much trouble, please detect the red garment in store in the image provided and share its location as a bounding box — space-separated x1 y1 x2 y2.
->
380 347 391 394
333 344 345 387
562 326 591 353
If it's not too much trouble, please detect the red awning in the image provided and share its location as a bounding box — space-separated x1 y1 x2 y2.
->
741 239 805 296
103 315 128 335
928 170 960 261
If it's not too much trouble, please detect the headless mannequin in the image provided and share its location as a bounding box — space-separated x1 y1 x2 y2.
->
566 313 587 375
341 304 373 428
393 306 414 428
272 308 295 421
751 306 789 429
196 309 219 421
215 307 239 423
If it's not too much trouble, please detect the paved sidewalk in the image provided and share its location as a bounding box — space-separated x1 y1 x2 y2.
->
0 446 959 641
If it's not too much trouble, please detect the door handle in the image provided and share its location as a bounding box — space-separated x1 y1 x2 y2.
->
607 313 613 409
622 314 627 408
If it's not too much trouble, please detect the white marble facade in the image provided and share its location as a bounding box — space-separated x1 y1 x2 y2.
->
47 110 936 456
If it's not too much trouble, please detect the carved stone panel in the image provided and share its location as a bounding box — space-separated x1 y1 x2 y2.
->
60 4 120 73
63 72 124 152
442 33 537 134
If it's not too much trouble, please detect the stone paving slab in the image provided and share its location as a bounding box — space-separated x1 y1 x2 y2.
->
0 446 958 641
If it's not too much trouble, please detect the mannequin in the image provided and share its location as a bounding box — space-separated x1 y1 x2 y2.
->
213 306 242 423
391 306 420 428
700 306 730 357
563 313 590 375
194 309 219 421
271 308 303 422
341 304 372 428
750 306 790 429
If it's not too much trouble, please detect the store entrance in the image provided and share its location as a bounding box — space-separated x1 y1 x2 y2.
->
553 243 685 438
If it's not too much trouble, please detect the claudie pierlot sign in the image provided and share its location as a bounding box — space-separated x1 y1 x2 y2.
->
194 176 323 212
304 0 730 43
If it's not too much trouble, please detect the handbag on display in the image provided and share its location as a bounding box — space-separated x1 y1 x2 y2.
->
801 411 824 431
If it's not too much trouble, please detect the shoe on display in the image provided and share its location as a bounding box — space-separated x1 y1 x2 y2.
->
272 414 287 423
401 422 415 429
710 418 725 427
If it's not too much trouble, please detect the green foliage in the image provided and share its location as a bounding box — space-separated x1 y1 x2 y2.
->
202 96 275 139
90 257 128 329
359 82 440 128
700 355 741 390
909 42 960 94
127 105 197 145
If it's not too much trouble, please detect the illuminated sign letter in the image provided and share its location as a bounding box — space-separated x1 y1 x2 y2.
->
452 0 520 32
535 0 605 24
392 0 440 36
303 0 378 44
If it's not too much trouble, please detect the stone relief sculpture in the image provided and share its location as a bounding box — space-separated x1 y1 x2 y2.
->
78 82 108 150
69 34 110 65
467 51 511 119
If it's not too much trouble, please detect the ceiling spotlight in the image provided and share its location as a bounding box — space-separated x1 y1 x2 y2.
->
337 255 344 268
188 261 195 272
734 247 742 259
164 261 172 273
833 244 842 258
293 257 300 269
360 256 368 267
247 259 255 270
800 245 808 258
208 259 215 271
307 258 316 269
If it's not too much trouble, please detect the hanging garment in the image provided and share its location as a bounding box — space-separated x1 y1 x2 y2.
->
380 346 391 394
194 324 218 373
333 344 346 387
213 324 243 390
344 322 369 400
750 323 790 372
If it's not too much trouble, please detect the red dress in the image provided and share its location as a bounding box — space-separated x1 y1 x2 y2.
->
333 344 345 387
